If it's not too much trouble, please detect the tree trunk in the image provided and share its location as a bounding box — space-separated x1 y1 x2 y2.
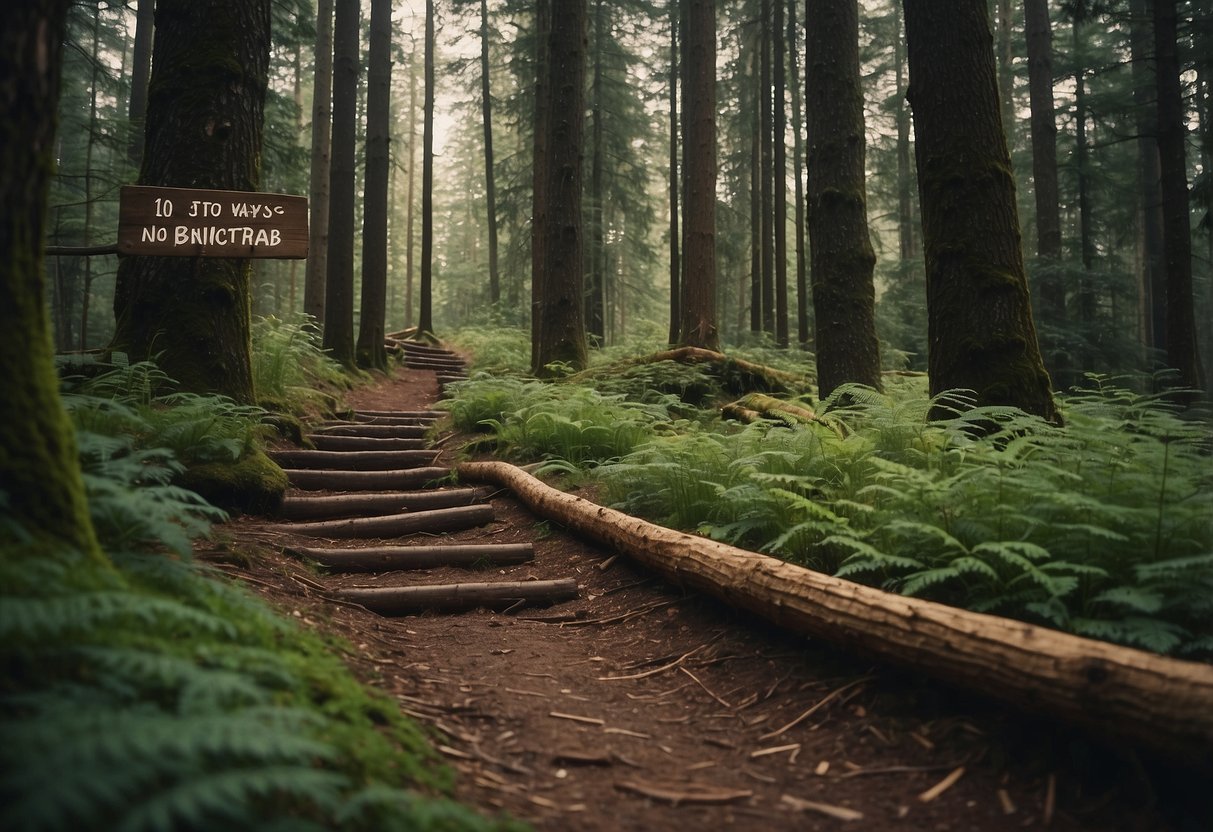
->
532 0 589 373
759 0 775 336
1024 0 1064 321
530 0 551 362
405 46 418 332
356 0 392 371
304 0 333 326
418 0 436 337
126 0 154 170
586 0 606 344
1153 0 1206 394
480 0 501 307
894 1 916 262
678 0 718 350
903 0 1057 422
773 0 788 347
788 0 809 349
322 0 358 366
458 461 1213 768
1072 16 1096 329
748 31 762 335
805 0 881 399
668 0 681 345
1129 0 1165 355
79 3 100 352
2 0 103 560
111 0 270 403
996 0 1015 148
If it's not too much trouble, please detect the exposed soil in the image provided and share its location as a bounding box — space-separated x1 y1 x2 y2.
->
205 365 1208 832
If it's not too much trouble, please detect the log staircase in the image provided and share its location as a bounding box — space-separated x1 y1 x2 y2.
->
267 340 578 618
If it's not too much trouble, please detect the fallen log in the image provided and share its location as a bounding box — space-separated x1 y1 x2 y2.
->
332 577 578 614
270 449 439 471
271 504 493 539
289 542 534 571
722 393 845 437
286 466 449 491
307 434 429 452
457 460 1213 768
314 423 428 439
276 488 488 521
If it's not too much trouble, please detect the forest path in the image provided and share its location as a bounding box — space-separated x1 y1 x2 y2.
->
209 356 1187 832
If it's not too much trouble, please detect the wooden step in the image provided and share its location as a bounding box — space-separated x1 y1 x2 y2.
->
271 449 439 471
286 467 449 491
277 488 488 521
354 409 444 419
315 423 428 439
351 414 441 426
307 434 429 452
290 542 534 571
332 578 579 614
272 504 493 539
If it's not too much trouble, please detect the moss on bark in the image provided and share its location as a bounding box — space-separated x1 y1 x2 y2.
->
1 0 104 562
179 448 287 516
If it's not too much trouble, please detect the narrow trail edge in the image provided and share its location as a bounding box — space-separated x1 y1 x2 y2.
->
456 460 1213 768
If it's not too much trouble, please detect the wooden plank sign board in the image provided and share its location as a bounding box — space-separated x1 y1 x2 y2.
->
117 185 308 259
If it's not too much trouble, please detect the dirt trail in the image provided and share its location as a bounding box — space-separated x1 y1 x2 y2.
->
209 365 1203 832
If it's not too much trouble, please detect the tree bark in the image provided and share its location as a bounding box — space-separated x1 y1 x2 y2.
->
322 0 358 366
759 0 775 336
585 0 607 345
292 543 534 571
404 46 418 331
1024 0 1064 320
126 0 154 170
479 0 502 307
304 0 333 326
356 0 392 371
111 0 270 403
678 0 719 350
1153 0 1207 393
418 0 436 336
668 0 681 345
314 423 429 438
773 0 789 347
457 461 1213 768
805 0 881 399
530 0 552 362
788 0 810 349
532 0 589 373
307 434 429 452
1129 0 1165 354
334 578 578 614
903 0 1057 422
1 0 103 560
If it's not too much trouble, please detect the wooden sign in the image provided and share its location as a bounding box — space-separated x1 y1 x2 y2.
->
117 185 308 259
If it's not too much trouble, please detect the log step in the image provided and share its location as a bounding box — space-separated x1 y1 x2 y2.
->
307 434 429 452
315 423 428 439
271 449 439 471
354 409 444 419
352 414 441 426
286 466 449 491
277 488 488 521
272 504 493 539
332 578 578 614
406 358 467 370
290 542 534 571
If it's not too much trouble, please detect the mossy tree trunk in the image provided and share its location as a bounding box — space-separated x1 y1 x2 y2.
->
677 0 719 351
1 0 103 561
111 0 270 404
805 0 882 399
903 0 1058 422
355 0 391 372
532 0 589 374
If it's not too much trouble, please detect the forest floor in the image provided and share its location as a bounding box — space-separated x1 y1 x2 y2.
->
205 365 1207 832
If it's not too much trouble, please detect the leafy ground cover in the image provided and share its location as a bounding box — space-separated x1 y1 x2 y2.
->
444 329 1213 659
1 330 522 832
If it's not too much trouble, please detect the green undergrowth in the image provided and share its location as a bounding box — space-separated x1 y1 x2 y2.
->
252 314 356 418
5 358 524 830
449 364 1213 659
